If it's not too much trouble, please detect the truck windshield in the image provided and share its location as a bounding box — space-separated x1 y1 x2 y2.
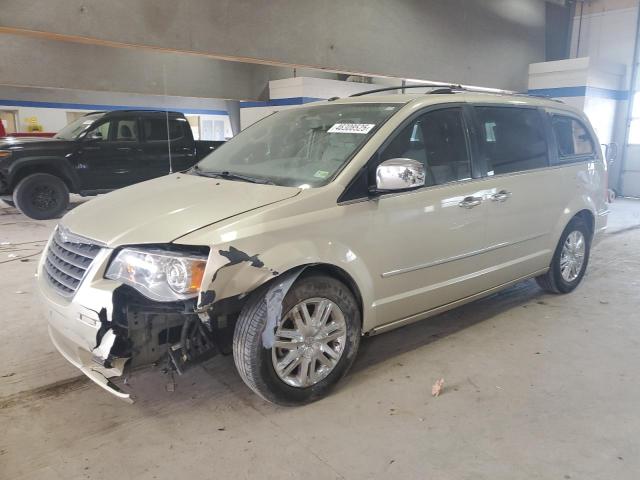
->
54 113 105 140
194 103 401 187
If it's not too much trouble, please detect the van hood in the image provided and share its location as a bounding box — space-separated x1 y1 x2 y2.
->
60 173 301 246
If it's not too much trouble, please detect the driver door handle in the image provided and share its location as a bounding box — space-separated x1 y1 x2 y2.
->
458 196 483 209
490 190 512 202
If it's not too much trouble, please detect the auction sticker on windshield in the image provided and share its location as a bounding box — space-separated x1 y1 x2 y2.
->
328 123 376 134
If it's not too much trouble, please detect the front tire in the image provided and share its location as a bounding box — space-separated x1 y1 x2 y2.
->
233 274 361 405
536 217 591 294
13 173 69 220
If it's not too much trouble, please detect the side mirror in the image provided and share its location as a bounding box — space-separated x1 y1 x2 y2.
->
85 130 103 141
374 158 426 192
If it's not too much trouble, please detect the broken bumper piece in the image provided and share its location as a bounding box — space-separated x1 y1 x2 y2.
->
48 322 133 402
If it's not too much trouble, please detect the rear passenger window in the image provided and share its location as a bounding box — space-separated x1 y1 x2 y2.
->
552 116 594 158
143 118 186 141
380 108 471 186
475 107 548 175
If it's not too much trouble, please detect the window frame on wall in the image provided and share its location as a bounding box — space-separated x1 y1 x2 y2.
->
0 109 18 134
185 115 200 140
65 111 89 125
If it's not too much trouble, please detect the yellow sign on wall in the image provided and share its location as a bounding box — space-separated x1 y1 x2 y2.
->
24 116 43 132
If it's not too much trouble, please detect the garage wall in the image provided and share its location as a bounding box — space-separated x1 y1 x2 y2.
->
570 0 638 85
568 0 640 195
0 0 546 91
0 33 261 101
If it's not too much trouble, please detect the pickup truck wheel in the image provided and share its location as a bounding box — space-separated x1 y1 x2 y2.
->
233 274 361 405
13 173 69 220
0 195 15 207
536 217 591 294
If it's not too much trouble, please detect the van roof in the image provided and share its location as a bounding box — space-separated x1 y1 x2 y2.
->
325 91 577 113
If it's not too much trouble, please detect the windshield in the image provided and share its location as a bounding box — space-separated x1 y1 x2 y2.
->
54 113 105 140
194 103 401 187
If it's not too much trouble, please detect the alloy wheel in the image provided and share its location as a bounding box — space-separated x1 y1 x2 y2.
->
560 230 586 282
271 298 347 388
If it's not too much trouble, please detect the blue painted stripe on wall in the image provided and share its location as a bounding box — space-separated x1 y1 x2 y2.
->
528 86 628 101
240 97 324 108
586 86 629 100
0 99 228 116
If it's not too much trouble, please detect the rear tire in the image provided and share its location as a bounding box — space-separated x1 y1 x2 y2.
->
233 274 361 405
0 195 15 207
13 173 69 220
536 217 591 294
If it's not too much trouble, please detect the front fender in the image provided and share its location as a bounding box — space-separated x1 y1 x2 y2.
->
195 238 377 329
6 155 81 190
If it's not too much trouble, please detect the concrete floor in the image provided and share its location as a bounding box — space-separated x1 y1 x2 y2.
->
1 198 640 479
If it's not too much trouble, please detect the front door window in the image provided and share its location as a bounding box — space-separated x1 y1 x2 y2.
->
85 120 111 141
379 108 471 186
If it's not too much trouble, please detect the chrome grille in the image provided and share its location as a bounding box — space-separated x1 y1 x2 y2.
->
44 227 102 297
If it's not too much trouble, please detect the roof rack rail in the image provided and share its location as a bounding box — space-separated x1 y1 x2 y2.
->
349 83 463 97
517 93 565 104
348 84 566 103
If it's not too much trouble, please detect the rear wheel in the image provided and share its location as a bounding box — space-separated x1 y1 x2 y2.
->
233 274 361 405
0 195 15 207
13 173 69 220
536 217 591 294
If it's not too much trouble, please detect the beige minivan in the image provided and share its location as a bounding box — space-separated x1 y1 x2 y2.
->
37 88 608 404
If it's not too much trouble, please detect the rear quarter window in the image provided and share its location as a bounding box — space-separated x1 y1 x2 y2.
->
551 115 595 160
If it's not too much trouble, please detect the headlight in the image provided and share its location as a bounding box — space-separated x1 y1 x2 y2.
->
0 150 12 159
105 248 207 302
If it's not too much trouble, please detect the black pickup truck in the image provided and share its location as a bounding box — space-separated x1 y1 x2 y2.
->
0 110 224 219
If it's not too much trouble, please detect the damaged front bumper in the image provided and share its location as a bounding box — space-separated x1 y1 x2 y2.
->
38 246 214 402
38 247 135 401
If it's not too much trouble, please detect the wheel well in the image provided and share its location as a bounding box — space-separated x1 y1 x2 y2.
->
308 264 363 324
281 263 364 325
10 165 74 192
574 209 595 239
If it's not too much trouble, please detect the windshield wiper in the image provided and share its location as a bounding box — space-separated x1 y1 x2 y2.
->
192 166 274 185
